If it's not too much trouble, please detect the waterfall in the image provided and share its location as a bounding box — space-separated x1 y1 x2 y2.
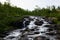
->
3 16 57 40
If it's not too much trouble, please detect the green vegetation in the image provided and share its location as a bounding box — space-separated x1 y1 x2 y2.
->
0 2 60 32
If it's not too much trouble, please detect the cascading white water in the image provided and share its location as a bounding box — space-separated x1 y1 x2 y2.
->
3 16 56 40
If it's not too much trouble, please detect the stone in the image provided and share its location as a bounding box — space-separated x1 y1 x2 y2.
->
35 20 43 26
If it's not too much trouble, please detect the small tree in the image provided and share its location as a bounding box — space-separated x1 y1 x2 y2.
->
57 6 60 10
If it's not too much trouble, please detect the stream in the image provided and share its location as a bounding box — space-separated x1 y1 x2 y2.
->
3 16 57 40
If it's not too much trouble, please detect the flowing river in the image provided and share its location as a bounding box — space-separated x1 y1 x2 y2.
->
3 16 57 40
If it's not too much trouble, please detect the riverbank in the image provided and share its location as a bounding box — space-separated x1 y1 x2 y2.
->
0 2 60 40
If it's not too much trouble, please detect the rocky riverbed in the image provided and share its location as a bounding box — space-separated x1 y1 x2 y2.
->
0 16 60 40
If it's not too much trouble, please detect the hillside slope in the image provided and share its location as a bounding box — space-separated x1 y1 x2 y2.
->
0 2 60 36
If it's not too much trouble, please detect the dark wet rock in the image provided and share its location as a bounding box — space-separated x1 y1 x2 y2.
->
20 34 28 40
0 34 6 38
44 17 57 24
48 28 54 31
34 32 40 34
44 25 51 27
46 31 57 36
30 29 35 31
56 35 60 40
24 21 30 27
35 20 43 26
0 38 3 40
56 31 60 35
0 31 9 38
8 36 15 39
56 24 60 29
48 20 56 24
34 36 48 40
9 21 24 29
29 18 34 21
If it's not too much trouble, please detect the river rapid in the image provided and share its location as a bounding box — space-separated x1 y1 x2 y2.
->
3 16 57 40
